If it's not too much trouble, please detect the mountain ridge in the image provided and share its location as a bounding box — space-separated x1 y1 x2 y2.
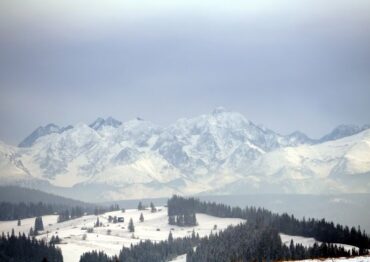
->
1 108 369 201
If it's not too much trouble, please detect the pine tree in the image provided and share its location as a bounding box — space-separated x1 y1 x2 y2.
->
34 216 44 232
17 219 21 226
95 217 100 227
128 218 135 232
138 202 143 210
150 202 156 213
168 231 173 243
29 227 34 237
139 213 144 222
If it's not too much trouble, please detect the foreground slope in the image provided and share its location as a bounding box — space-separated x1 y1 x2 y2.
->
0 207 244 262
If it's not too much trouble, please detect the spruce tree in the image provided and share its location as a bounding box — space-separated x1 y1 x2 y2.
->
29 227 34 237
168 231 173 243
139 213 144 222
128 218 135 232
34 216 44 232
150 202 156 213
95 217 100 227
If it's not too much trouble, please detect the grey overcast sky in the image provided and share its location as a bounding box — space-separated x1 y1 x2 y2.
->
0 0 370 145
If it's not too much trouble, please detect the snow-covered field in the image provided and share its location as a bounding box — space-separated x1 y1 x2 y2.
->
0 207 244 262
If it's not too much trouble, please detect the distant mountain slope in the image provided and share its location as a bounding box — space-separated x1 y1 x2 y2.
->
18 124 73 147
0 186 93 207
318 124 370 143
0 108 369 201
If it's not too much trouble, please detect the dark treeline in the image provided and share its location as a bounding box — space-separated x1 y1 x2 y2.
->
0 201 121 223
80 250 111 262
0 202 54 220
193 197 370 250
118 233 199 262
59 204 120 223
0 233 63 262
58 206 85 222
168 195 197 227
80 232 200 262
186 222 357 262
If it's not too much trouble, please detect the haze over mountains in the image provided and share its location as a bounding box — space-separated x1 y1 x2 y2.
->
0 108 369 202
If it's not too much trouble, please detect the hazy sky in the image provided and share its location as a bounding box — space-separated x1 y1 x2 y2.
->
0 0 370 145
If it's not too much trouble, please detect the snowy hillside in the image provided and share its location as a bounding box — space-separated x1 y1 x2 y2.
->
169 232 364 262
0 109 369 201
0 207 244 262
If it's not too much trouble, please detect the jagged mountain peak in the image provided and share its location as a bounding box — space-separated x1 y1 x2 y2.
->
89 116 122 130
18 123 72 148
285 130 314 144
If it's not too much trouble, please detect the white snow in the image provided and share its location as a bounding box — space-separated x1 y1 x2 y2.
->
168 234 366 262
280 233 360 252
0 207 244 262
1 110 370 200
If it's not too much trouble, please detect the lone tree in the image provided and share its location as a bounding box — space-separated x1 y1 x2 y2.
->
128 218 135 232
139 213 144 222
95 217 100 227
29 227 34 237
168 231 173 243
34 216 44 233
138 202 144 210
17 219 21 226
150 202 156 213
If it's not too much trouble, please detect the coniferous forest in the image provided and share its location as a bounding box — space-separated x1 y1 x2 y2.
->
79 196 370 262
168 195 197 227
0 233 63 262
0 202 54 220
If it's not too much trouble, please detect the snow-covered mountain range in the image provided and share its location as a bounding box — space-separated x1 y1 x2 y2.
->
1 107 369 201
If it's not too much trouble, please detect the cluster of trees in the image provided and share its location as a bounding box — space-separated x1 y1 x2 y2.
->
191 197 370 251
0 202 54 220
109 204 120 212
186 222 356 262
34 216 44 232
57 206 85 223
80 250 110 262
0 233 63 262
275 214 370 252
78 195 370 262
80 232 200 262
93 205 119 216
49 235 61 245
167 196 197 227
29 216 44 236
137 201 157 212
108 215 119 223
